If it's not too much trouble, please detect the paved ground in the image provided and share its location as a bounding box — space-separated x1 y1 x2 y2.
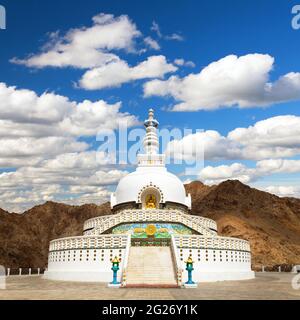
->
0 273 299 300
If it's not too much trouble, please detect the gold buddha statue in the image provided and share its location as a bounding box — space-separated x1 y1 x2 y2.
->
145 195 156 209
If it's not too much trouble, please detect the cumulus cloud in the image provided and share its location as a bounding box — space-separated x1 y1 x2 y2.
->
263 185 300 198
199 163 256 184
0 82 138 167
198 159 300 185
228 115 300 149
0 151 129 212
0 82 71 125
165 115 300 161
0 82 138 211
11 13 141 69
144 53 300 111
0 82 137 137
79 55 177 90
11 14 183 90
165 130 241 161
0 137 87 167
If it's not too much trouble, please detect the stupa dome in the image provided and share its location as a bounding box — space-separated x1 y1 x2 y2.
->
112 166 191 209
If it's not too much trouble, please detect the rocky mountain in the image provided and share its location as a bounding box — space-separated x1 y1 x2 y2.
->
0 202 111 269
186 180 300 269
0 180 299 270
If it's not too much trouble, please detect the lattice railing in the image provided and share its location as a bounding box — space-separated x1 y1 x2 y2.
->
49 234 130 252
171 235 183 287
83 209 217 237
186 215 217 231
173 235 251 252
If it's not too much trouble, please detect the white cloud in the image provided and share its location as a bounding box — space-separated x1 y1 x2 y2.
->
0 82 71 125
165 130 241 161
0 137 87 166
0 82 137 137
228 115 300 160
174 58 195 68
151 21 162 38
256 159 300 174
165 33 184 41
263 185 300 198
0 151 129 212
198 159 300 185
11 14 184 91
199 163 255 184
0 81 139 211
79 55 177 90
228 115 300 149
150 21 183 41
144 36 160 50
59 100 137 135
11 13 141 69
0 82 138 167
144 53 300 111
165 115 300 161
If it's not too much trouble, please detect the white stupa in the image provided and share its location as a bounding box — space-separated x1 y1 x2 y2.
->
44 109 254 286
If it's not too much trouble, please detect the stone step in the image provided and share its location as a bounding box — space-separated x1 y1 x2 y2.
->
125 246 177 287
126 278 177 282
126 272 176 276
127 265 170 272
126 278 176 283
126 276 176 280
125 284 179 288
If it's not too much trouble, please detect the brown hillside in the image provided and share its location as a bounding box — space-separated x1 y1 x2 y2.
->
185 180 300 269
0 201 111 268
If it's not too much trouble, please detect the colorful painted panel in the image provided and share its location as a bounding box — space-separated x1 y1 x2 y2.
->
112 223 194 239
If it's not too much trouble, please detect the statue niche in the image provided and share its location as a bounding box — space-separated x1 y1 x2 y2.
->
140 187 161 210
145 194 157 209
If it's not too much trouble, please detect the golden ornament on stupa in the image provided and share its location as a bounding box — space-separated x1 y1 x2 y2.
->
145 224 157 236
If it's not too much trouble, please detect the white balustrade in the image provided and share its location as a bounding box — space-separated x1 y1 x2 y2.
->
171 235 183 286
121 235 132 286
173 234 251 252
83 209 217 237
48 234 129 252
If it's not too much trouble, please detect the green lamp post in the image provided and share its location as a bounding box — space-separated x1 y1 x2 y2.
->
185 255 195 285
110 256 121 285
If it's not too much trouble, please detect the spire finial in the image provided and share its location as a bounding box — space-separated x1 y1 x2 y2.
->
144 108 158 129
148 108 154 119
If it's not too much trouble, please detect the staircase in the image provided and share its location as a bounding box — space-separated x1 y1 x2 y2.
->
125 246 178 288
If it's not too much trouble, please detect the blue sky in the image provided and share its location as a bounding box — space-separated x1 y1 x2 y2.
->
0 0 300 211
